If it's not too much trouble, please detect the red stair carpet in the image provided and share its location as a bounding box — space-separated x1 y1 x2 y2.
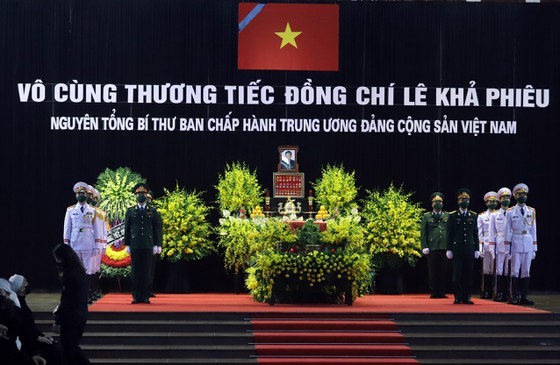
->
250 314 417 365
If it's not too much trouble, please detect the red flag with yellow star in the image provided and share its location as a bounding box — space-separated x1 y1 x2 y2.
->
238 3 339 71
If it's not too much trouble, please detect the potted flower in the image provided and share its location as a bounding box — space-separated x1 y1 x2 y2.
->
155 184 213 263
215 161 264 215
312 164 359 217
362 183 424 293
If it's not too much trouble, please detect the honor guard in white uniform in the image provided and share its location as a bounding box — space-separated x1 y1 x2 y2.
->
478 191 499 299
505 183 537 305
489 187 512 302
63 182 102 280
91 186 109 301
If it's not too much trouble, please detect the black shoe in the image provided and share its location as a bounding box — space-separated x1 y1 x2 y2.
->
150 293 156 298
430 294 437 299
520 296 535 305
510 296 520 305
141 299 151 304
453 299 461 304
131 299 139 304
494 292 504 302
480 291 490 299
463 300 474 305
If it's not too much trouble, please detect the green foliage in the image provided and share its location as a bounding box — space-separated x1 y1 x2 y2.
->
246 251 373 303
155 184 214 262
297 219 322 245
362 183 424 268
96 167 145 223
216 217 260 274
100 263 131 278
215 162 264 213
312 164 358 215
252 218 297 253
321 211 365 251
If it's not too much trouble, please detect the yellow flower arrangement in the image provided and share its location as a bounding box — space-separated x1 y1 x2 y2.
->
246 250 372 303
312 164 358 216
362 183 424 268
215 162 264 214
155 184 213 262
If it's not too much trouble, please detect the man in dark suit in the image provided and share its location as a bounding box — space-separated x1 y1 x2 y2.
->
124 183 163 304
420 192 449 299
281 150 296 170
446 188 480 304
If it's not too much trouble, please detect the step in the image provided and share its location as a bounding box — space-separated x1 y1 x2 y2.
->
37 319 251 333
81 331 252 346
251 331 407 344
254 344 413 357
410 345 560 360
405 332 560 346
250 320 398 331
84 345 255 359
91 358 257 365
254 358 418 364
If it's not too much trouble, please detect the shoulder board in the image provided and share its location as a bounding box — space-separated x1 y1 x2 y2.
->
507 207 515 211
469 210 477 215
478 211 485 215
450 210 457 214
527 206 535 211
67 204 76 209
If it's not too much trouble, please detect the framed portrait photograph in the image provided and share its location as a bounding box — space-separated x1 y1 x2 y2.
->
278 145 299 172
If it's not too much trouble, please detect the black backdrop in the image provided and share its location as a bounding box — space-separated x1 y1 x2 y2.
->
1 0 559 292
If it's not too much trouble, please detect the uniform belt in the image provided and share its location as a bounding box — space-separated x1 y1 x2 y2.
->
513 230 528 234
74 228 92 232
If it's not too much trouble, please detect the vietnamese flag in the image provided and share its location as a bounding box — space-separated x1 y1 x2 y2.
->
238 3 339 71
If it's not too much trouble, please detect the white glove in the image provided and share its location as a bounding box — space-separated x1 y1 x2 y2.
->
479 243 483 252
532 251 536 260
422 248 430 255
446 250 453 259
474 251 481 259
152 245 158 255
126 246 130 254
479 250 485 258
157 246 162 254
506 252 512 260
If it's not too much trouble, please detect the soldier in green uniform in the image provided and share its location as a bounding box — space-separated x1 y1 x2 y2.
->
420 192 449 299
446 188 480 304
124 183 163 304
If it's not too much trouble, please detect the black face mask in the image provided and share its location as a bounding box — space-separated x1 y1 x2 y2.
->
137 195 147 204
77 195 87 203
517 196 527 204
500 200 510 207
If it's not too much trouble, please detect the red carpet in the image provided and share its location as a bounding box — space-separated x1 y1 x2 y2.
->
251 315 417 365
89 293 549 313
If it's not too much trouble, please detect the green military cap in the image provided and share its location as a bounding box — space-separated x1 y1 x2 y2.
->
456 188 472 200
431 192 444 202
132 182 149 194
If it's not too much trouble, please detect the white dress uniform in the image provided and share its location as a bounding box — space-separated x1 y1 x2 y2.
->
63 202 102 275
478 209 497 275
490 207 511 276
505 204 537 278
93 207 109 272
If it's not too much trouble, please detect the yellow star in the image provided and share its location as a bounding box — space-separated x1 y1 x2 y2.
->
275 22 302 49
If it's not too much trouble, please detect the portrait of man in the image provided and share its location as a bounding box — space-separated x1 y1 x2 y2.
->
281 149 296 170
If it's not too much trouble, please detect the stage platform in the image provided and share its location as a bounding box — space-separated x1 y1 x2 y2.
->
88 293 549 314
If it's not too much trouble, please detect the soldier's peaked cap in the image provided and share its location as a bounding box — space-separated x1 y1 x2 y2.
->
132 182 149 194
483 191 498 202
73 181 89 193
431 192 444 202
497 187 512 198
456 188 471 200
513 183 529 195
